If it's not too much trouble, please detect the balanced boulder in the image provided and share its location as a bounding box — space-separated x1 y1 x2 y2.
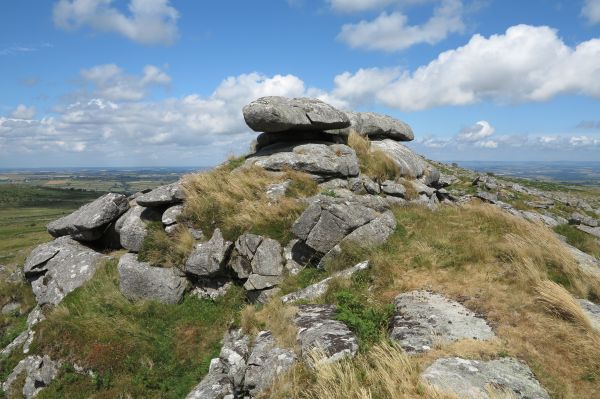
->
47 193 129 241
136 182 185 207
118 253 187 304
24 236 107 305
243 96 350 133
328 111 414 141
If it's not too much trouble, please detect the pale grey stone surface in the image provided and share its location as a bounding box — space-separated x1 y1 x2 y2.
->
2 355 60 399
422 357 550 399
327 111 414 141
370 139 437 181
390 291 495 353
243 96 349 133
47 193 129 241
577 225 600 239
117 205 162 252
24 236 107 305
380 180 406 197
579 298 600 330
185 229 232 277
136 182 185 207
118 253 187 304
162 204 183 225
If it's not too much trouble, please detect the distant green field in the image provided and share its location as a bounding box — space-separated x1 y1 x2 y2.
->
0 185 102 266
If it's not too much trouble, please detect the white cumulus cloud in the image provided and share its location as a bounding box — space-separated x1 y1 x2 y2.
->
53 0 179 45
583 0 600 24
337 0 464 51
333 25 600 110
328 0 432 13
9 105 36 120
457 120 495 142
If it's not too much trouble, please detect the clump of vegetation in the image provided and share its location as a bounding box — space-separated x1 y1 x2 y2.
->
347 132 399 183
182 166 317 242
138 222 195 268
535 280 592 329
32 259 246 398
241 298 298 349
554 224 600 260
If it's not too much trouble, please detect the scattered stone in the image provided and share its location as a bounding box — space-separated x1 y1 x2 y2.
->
1 302 20 315
2 355 60 399
244 330 296 396
370 139 438 182
327 111 414 141
294 304 358 363
136 182 185 207
117 205 162 252
185 229 233 277
247 287 281 304
246 143 360 179
164 224 178 235
47 193 129 241
521 211 560 228
436 173 459 188
475 190 498 204
24 236 107 305
422 357 550 399
577 225 600 239
348 175 380 194
282 261 369 303
190 279 232 301
118 253 188 304
380 180 406 197
265 180 290 199
563 241 600 278
243 96 350 133
319 178 349 190
578 299 600 330
283 239 316 275
390 291 495 353
411 179 437 197
162 204 183 225
569 212 598 227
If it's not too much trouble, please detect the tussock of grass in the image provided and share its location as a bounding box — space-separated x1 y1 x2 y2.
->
32 259 245 398
554 224 600 260
138 222 195 268
535 280 592 329
241 298 298 350
182 166 317 242
347 132 399 183
264 341 456 399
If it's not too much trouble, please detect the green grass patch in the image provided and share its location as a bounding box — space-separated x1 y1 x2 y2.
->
554 224 600 260
32 259 245 399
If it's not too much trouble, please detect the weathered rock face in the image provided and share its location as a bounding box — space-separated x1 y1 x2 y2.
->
245 143 360 179
185 229 232 277
370 139 437 181
2 355 60 399
162 204 183 226
577 225 600 239
283 239 316 275
116 205 162 252
422 357 550 399
563 241 600 278
118 253 187 304
579 299 600 330
24 236 107 305
380 180 406 197
243 96 350 133
569 212 598 227
390 291 495 353
255 130 345 152
282 261 369 303
292 196 384 254
136 182 185 207
47 193 129 241
190 278 232 301
294 304 358 363
228 233 284 290
244 331 296 396
328 111 414 141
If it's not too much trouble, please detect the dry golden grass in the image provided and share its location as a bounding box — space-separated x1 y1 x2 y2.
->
181 165 317 241
241 298 299 350
267 203 600 398
139 223 195 268
535 280 592 329
347 132 399 183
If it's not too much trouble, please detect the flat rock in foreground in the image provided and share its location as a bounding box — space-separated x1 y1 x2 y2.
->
47 193 129 241
24 236 108 305
390 291 495 353
118 253 187 304
422 357 549 399
243 96 350 133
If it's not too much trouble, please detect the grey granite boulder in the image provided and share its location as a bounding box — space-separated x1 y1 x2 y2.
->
243 96 349 133
328 111 414 141
564 241 600 278
295 304 358 363
569 212 598 227
348 175 380 195
371 139 438 183
47 193 129 241
116 205 162 252
380 180 406 197
162 204 183 226
422 357 549 399
476 190 498 204
118 253 187 304
244 330 296 396
2 355 60 399
282 261 369 303
185 229 233 277
577 225 600 239
136 182 185 207
579 299 600 330
228 234 284 290
24 236 107 305
390 291 495 353
245 143 360 179
292 196 382 254
185 359 234 399
190 278 232 301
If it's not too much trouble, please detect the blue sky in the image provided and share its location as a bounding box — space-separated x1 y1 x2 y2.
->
1 0 599 167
